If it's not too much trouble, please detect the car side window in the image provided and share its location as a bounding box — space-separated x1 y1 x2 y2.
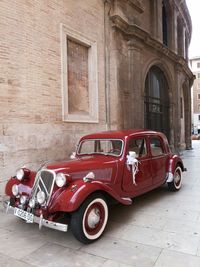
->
150 137 164 156
128 138 147 158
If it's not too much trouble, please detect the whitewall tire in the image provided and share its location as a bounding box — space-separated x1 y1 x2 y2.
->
70 193 108 244
167 166 182 191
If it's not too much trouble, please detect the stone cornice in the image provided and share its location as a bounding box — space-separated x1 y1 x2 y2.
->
126 0 144 13
175 0 192 42
111 15 193 80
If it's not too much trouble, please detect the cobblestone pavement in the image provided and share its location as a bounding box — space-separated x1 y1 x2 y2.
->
0 141 200 267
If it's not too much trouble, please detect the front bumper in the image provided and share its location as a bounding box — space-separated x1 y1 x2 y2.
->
4 201 68 232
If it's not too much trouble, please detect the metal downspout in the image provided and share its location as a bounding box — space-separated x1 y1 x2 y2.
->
104 0 111 130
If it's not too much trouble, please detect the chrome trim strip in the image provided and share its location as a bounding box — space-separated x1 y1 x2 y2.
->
166 172 174 183
4 203 68 233
77 138 124 157
34 215 68 232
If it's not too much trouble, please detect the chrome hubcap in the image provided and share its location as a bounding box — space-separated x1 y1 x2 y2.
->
87 208 100 229
174 172 181 185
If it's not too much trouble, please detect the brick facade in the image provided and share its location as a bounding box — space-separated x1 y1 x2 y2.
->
0 0 193 194
190 57 200 134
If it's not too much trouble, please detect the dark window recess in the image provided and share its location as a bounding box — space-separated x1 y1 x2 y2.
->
162 1 168 46
150 137 164 156
128 138 147 158
144 66 170 141
199 115 200 121
67 38 89 115
180 97 183 119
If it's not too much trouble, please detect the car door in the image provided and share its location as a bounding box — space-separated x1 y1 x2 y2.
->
122 136 152 194
149 136 168 185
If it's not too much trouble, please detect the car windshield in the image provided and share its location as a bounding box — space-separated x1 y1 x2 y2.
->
77 139 123 156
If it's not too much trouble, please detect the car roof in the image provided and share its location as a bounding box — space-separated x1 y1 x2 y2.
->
80 129 166 140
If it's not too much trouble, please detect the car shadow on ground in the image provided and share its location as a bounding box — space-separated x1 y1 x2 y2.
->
0 184 176 246
106 184 174 228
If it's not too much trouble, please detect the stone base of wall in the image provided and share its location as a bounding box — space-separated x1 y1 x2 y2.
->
0 122 105 195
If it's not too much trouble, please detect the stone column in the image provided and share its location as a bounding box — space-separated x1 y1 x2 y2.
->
109 31 124 130
150 0 158 39
171 4 178 53
184 80 192 149
126 39 143 129
157 0 163 42
173 65 182 153
104 0 112 130
185 33 189 62
177 17 184 57
122 41 134 129
182 27 186 58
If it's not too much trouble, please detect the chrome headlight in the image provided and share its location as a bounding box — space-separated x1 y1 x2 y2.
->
36 191 46 204
29 198 35 208
20 195 27 205
12 184 19 196
16 168 25 181
56 173 66 187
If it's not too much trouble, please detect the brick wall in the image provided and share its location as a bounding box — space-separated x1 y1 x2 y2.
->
0 0 193 195
0 0 106 194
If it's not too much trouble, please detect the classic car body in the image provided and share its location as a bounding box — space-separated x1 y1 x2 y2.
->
4 129 186 243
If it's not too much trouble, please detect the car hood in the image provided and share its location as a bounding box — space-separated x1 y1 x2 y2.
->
46 155 118 182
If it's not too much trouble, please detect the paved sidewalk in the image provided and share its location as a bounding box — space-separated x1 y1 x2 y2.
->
0 141 200 267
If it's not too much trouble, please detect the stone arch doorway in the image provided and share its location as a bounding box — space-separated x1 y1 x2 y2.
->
144 66 170 140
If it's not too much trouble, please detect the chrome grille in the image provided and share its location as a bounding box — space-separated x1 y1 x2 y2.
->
40 171 54 193
32 169 55 205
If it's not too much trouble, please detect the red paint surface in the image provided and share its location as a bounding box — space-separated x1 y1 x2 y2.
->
5 130 185 215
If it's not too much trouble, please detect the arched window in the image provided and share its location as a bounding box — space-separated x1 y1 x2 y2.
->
162 0 168 46
144 66 170 140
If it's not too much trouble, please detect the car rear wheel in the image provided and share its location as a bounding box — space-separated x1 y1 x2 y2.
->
167 166 182 191
70 193 108 244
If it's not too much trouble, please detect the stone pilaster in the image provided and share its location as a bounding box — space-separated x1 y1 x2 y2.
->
171 3 178 53
184 80 192 149
126 39 143 129
173 65 182 152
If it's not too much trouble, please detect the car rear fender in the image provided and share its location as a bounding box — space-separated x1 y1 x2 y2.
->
166 155 186 183
48 180 132 213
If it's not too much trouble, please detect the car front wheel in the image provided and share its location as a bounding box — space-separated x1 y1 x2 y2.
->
70 193 108 244
167 166 182 191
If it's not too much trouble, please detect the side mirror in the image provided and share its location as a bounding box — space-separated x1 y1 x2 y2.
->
70 152 76 159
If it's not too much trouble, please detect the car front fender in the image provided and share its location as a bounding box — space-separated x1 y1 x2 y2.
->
5 172 36 197
48 180 132 213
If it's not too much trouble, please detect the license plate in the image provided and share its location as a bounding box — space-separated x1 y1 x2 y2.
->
14 207 34 223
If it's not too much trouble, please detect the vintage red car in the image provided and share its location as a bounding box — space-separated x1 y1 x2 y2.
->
4 129 186 243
